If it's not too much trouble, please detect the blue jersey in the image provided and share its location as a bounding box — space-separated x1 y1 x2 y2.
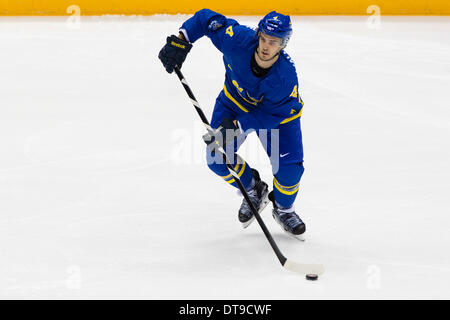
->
180 9 304 131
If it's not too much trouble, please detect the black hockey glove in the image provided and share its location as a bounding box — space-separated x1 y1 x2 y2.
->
158 34 192 74
203 118 242 152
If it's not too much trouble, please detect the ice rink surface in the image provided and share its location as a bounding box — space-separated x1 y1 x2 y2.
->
0 14 449 299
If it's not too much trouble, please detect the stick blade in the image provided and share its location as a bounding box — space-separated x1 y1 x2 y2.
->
283 259 325 276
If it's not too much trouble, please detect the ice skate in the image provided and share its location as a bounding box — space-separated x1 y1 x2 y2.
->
269 192 306 241
238 169 269 228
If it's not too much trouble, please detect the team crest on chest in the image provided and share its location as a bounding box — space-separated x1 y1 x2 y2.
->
232 79 264 106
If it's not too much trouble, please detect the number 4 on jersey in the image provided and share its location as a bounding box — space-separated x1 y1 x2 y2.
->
226 26 234 37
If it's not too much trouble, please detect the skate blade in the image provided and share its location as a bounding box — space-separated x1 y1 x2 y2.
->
289 233 305 241
241 195 270 229
241 216 255 229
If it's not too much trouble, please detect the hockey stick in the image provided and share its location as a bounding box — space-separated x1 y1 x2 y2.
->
173 66 324 276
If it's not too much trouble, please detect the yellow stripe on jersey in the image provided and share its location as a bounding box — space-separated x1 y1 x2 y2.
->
223 85 249 113
280 107 303 124
224 84 303 124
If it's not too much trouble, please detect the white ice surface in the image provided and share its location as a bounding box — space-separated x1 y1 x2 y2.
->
0 15 449 299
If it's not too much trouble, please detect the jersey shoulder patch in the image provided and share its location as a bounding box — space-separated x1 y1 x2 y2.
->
207 15 227 32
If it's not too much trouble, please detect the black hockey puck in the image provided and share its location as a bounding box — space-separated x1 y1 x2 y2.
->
306 274 318 281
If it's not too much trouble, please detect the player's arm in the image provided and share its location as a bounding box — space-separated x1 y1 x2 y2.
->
158 8 240 73
179 8 249 55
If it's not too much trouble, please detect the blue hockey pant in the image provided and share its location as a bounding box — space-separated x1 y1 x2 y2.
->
206 93 304 208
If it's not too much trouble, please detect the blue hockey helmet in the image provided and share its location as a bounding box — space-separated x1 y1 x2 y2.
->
257 11 292 47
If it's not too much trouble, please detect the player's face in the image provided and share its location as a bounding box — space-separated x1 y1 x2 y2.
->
257 32 283 61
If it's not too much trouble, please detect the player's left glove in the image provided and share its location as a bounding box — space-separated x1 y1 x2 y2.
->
158 34 192 74
203 118 242 152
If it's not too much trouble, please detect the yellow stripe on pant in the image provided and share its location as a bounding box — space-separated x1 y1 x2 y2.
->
273 177 300 195
221 161 246 184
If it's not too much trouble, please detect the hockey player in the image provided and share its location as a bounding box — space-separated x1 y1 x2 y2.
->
158 9 306 239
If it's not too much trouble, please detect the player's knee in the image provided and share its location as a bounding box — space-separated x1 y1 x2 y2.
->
275 162 304 183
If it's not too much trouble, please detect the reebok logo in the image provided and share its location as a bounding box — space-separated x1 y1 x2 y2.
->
171 41 185 49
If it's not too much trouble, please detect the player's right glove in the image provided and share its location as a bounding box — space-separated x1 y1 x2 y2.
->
158 34 192 73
